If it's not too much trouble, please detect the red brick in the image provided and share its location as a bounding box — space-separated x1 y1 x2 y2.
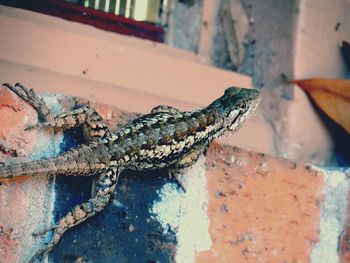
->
196 143 324 262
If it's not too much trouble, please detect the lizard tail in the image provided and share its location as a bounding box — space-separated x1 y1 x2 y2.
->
0 144 108 179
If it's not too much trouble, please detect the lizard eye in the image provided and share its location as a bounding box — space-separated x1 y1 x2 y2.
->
240 102 247 110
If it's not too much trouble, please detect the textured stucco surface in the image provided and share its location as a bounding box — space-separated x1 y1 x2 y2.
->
197 143 324 262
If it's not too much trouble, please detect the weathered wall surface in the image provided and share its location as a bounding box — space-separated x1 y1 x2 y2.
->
0 3 349 263
1 88 349 263
0 5 275 156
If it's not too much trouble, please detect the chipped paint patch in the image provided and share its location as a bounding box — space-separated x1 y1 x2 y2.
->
31 132 63 161
151 183 184 233
42 94 64 115
25 95 64 261
151 155 211 263
31 95 64 160
311 167 350 263
112 199 125 208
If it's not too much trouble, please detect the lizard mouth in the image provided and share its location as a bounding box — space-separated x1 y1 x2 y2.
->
228 111 242 130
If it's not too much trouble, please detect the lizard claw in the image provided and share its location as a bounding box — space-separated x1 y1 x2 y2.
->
29 224 62 263
24 124 39 131
2 83 52 121
168 171 187 193
29 227 57 262
32 225 57 238
28 247 51 263
0 142 20 157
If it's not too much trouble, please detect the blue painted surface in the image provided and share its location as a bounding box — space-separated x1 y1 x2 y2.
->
51 169 177 263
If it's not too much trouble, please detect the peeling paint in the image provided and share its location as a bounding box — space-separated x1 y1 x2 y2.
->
43 94 64 115
311 167 350 263
151 183 184 234
24 95 64 261
112 199 125 208
151 156 211 263
31 95 64 161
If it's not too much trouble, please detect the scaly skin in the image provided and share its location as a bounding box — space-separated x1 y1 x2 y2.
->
0 83 261 262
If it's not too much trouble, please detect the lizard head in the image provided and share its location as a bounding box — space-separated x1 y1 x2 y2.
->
208 87 261 134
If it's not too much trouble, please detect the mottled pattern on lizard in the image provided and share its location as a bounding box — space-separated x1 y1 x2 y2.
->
0 83 261 262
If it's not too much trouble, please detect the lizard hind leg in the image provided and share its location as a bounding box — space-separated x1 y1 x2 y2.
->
28 167 120 263
168 149 203 192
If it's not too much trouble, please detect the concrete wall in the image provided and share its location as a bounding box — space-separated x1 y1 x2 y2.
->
0 5 274 155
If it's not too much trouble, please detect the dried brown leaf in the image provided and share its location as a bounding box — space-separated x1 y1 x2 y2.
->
289 78 350 134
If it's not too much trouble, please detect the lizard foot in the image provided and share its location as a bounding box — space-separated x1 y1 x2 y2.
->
29 225 61 263
168 170 187 193
2 83 52 121
28 242 54 263
32 225 58 238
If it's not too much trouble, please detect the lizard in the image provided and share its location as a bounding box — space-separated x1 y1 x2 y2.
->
0 83 261 262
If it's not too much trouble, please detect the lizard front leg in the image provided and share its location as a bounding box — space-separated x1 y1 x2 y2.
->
1 83 111 155
33 106 112 141
28 166 121 263
169 148 204 191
